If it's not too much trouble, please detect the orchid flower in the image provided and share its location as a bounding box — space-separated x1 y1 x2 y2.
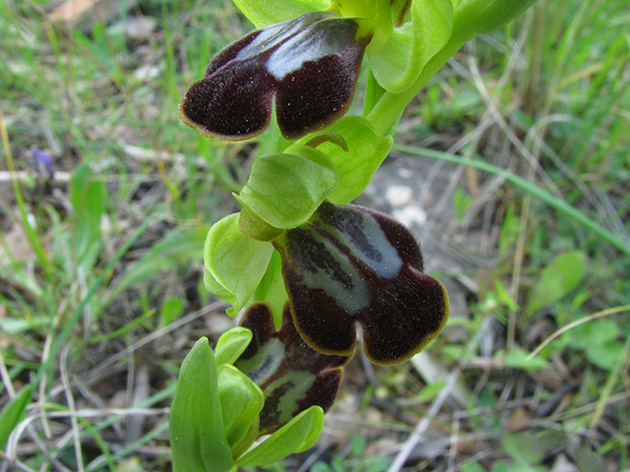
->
179 12 367 140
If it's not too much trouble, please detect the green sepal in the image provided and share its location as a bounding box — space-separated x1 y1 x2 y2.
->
218 364 264 454
452 0 538 41
232 0 329 27
203 214 274 317
370 0 453 93
215 327 254 367
169 338 234 472
298 116 393 204
235 406 324 467
235 146 339 229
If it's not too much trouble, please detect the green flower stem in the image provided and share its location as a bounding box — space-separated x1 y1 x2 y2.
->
366 37 465 137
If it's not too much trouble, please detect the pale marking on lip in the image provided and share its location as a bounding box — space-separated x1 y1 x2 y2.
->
299 236 370 314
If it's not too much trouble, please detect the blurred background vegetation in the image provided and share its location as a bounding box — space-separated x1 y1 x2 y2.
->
0 0 628 470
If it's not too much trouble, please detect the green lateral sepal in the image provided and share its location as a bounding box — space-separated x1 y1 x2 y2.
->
203 214 274 317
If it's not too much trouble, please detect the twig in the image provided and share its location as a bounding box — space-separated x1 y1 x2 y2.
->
86 299 227 381
0 450 37 472
0 171 72 185
387 370 459 472
0 350 15 398
61 343 85 472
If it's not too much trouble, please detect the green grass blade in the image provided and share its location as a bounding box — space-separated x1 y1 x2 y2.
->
32 217 156 390
0 385 33 451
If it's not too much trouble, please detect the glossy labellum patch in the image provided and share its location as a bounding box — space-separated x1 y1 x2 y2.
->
273 201 449 365
235 302 350 435
179 12 366 141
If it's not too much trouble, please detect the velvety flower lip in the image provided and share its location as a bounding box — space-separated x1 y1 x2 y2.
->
273 201 449 365
235 302 350 435
179 12 367 141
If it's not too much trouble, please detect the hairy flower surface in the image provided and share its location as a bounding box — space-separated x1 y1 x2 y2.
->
273 201 449 365
179 12 366 141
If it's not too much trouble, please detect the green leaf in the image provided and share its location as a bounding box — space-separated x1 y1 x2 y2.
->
0 386 32 451
235 406 324 467
503 347 549 371
569 319 619 350
160 296 184 327
218 365 264 453
169 338 233 472
69 163 106 271
215 327 253 367
586 341 624 371
298 117 393 204
370 0 453 93
525 251 587 317
235 146 339 229
232 0 329 27
203 214 274 317
502 432 545 465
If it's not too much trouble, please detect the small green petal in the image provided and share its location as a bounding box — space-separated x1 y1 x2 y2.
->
215 327 254 366
218 364 264 453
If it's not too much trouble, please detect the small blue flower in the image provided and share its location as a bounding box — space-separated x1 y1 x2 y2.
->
32 149 53 177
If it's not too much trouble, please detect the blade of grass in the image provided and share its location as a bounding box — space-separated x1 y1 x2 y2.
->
32 216 156 391
0 102 53 280
88 309 156 343
393 144 630 257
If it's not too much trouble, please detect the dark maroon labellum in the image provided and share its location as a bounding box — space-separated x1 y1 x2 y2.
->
273 201 449 365
179 12 366 141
